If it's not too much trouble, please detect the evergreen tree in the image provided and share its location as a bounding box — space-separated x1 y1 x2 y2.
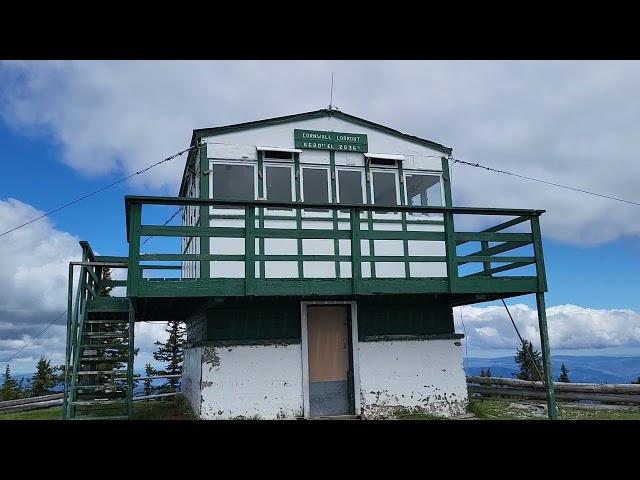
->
558 363 570 383
632 377 640 385
153 321 186 392
98 267 113 297
1 365 22 400
143 363 157 397
480 368 493 377
30 356 56 397
513 340 543 382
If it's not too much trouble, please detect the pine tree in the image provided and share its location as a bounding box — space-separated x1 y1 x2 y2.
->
30 356 56 397
480 368 492 377
1 365 22 400
98 267 113 297
513 340 544 382
143 363 157 397
153 321 186 392
558 363 570 383
632 377 640 385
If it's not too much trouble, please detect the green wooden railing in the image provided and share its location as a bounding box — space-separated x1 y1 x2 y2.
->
125 196 547 298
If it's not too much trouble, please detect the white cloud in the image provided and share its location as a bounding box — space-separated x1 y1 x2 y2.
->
0 198 80 315
1 60 640 244
455 303 640 351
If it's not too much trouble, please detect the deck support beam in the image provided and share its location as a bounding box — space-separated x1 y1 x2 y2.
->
536 291 557 420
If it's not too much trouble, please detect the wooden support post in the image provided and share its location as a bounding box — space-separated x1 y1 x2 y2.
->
536 292 557 420
127 203 142 297
198 141 210 281
245 206 256 295
441 157 458 291
350 208 361 295
127 300 135 418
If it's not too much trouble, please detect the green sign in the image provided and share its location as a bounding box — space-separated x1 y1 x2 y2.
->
294 129 368 152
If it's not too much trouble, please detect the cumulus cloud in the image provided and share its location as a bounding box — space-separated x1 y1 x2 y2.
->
1 60 639 244
0 199 80 315
454 303 640 351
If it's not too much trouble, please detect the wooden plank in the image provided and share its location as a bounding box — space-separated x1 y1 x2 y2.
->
457 241 530 265
456 255 535 264
456 232 533 243
462 261 534 278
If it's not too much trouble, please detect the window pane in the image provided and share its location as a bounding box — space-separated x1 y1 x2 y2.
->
406 175 442 207
338 170 364 204
302 168 329 204
372 171 398 206
212 164 255 201
266 166 292 202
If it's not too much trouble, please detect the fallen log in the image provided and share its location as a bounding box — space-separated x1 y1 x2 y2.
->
467 376 640 394
0 393 64 409
468 386 640 405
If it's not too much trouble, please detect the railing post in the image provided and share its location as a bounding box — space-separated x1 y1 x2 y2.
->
63 262 74 420
350 208 361 295
481 241 491 275
443 210 458 292
245 205 256 295
536 292 558 420
530 215 548 292
127 202 142 297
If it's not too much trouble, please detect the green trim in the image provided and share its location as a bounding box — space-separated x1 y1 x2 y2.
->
294 153 303 279
329 150 340 278
198 142 210 280
362 333 464 342
536 292 557 420
257 150 265 279
186 338 301 348
193 109 451 154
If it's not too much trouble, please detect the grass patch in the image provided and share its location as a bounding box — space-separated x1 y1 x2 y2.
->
0 395 196 421
468 397 640 420
0 406 63 420
393 406 447 420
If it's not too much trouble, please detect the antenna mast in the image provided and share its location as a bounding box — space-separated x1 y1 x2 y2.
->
329 72 334 110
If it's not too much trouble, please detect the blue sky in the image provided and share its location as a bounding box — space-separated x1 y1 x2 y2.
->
1 60 639 374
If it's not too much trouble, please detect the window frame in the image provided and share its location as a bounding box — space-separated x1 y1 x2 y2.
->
263 161 297 215
369 167 401 218
300 165 332 218
402 169 445 219
208 159 258 217
336 166 367 219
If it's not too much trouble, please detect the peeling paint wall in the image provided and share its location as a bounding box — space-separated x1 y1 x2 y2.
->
358 339 468 418
199 343 303 419
182 346 202 416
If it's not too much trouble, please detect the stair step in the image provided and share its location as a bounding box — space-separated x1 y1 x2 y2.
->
72 399 128 406
77 370 128 376
81 357 129 363
82 344 129 349
69 415 129 421
86 319 129 324
83 332 128 338
73 384 127 391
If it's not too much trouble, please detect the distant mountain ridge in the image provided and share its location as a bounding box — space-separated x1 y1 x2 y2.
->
465 355 640 384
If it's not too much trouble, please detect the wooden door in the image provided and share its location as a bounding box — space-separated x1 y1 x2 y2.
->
307 305 351 416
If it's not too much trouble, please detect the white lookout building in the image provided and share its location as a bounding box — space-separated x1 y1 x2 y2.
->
64 109 557 420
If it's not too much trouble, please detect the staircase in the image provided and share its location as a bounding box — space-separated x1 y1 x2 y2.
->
64 243 134 420
65 297 134 420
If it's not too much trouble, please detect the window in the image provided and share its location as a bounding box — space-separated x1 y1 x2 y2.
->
406 174 443 207
263 150 294 161
212 163 255 200
371 170 399 206
265 164 294 202
301 166 331 207
337 169 365 204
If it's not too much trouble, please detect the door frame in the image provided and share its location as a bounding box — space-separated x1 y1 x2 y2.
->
300 300 360 418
